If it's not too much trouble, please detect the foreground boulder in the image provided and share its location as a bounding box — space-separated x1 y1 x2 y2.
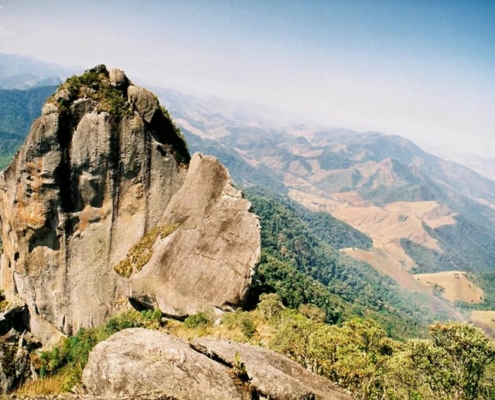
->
0 65 260 343
83 328 353 400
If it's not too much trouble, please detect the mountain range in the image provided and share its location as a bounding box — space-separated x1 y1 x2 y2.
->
156 86 495 333
1 55 495 336
1 60 495 398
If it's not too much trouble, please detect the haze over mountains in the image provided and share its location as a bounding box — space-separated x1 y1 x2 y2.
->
1 56 495 397
2 54 495 334
0 52 492 181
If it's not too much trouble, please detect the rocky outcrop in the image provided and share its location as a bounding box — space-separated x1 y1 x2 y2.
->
130 154 260 316
0 66 260 343
191 337 352 399
83 328 353 400
0 327 40 394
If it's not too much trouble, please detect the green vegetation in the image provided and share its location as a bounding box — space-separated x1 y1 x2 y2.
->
432 216 495 273
183 311 212 329
50 65 131 118
28 296 495 399
114 224 179 278
402 238 467 274
0 85 56 170
245 188 446 339
222 310 257 338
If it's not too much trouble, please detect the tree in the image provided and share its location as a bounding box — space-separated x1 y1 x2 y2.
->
389 322 495 399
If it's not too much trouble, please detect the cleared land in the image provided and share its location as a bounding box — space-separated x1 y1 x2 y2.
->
470 311 495 334
414 271 484 304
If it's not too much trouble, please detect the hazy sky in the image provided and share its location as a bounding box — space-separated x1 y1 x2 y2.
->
0 0 494 158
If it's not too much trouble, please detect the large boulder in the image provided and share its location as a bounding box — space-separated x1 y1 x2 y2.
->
130 153 260 316
0 66 260 343
82 328 242 400
83 328 353 400
191 337 352 400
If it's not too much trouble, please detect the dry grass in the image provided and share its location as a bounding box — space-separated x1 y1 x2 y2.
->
114 223 179 277
470 311 495 334
166 310 273 346
14 374 66 395
414 271 484 303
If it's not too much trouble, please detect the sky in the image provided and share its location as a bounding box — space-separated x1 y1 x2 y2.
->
0 0 494 159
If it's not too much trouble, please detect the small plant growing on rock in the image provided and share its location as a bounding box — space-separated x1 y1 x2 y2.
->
232 351 248 380
114 223 180 278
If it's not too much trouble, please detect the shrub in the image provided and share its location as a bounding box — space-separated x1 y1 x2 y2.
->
222 311 257 339
257 293 284 321
183 312 212 329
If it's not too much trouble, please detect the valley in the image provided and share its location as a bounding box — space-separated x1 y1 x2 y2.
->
157 90 495 328
0 63 494 398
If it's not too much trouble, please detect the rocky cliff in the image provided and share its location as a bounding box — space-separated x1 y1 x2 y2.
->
0 66 260 344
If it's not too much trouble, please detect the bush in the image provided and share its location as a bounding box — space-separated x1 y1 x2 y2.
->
222 311 257 339
257 293 284 321
183 312 212 329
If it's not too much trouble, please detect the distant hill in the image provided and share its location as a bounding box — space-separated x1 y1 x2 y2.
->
0 53 76 89
152 88 495 327
0 85 57 169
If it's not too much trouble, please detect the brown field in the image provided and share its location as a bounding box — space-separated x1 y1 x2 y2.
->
289 189 470 298
342 245 429 293
289 189 455 255
414 271 484 304
470 311 495 334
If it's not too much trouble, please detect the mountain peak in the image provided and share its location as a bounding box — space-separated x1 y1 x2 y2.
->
0 67 260 344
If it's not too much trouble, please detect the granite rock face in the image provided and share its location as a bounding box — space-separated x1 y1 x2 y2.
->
83 328 353 400
0 66 260 343
130 153 260 317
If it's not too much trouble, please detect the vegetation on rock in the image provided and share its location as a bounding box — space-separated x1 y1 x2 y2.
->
49 65 131 118
114 223 179 278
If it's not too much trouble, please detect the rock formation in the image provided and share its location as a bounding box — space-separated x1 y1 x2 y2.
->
0 65 260 344
83 328 353 400
130 153 261 316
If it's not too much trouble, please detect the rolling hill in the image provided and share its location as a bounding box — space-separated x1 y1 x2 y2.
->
156 89 495 329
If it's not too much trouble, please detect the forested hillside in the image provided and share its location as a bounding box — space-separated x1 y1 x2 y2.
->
244 188 456 339
0 85 57 169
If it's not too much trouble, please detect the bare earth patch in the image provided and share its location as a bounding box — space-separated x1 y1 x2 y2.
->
414 271 484 304
470 311 495 334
